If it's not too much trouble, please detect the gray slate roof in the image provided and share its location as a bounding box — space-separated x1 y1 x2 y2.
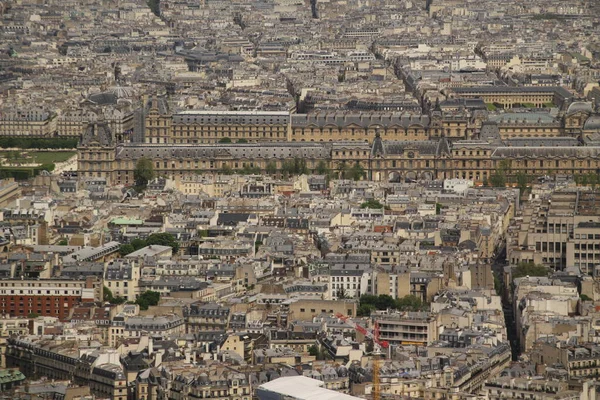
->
291 112 430 128
116 143 332 160
491 146 600 158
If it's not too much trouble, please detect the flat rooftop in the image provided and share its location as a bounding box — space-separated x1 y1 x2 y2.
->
257 376 362 400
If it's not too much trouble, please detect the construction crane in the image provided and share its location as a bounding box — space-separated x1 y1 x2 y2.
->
336 313 388 400
335 313 389 351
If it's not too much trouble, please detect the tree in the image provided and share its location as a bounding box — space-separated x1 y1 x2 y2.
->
293 158 308 175
336 288 348 299
218 137 232 143
338 161 349 179
580 294 593 301
359 294 379 305
361 199 384 209
308 344 319 357
489 171 506 188
357 304 376 317
103 286 125 304
359 294 396 311
236 138 248 144
134 157 154 190
494 275 502 296
219 164 233 175
516 172 529 194
375 295 397 310
265 162 277 175
38 163 55 172
240 165 261 175
119 244 135 256
490 160 511 187
146 232 179 253
395 295 424 311
358 294 426 314
147 0 160 16
346 162 365 181
512 262 549 279
136 290 160 310
280 160 294 177
316 160 330 175
131 238 146 251
103 286 114 303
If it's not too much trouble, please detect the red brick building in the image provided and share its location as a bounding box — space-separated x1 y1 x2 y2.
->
0 277 102 320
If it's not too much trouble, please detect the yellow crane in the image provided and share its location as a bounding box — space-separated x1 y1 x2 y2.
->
336 314 389 400
373 351 381 400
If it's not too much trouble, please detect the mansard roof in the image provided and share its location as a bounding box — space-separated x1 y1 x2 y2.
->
381 138 450 157
115 143 332 160
491 146 600 159
291 112 430 129
79 122 113 147
566 101 593 115
583 115 600 131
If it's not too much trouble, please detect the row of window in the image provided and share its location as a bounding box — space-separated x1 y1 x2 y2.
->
535 242 567 252
332 276 359 282
575 234 600 240
574 253 600 259
574 243 600 250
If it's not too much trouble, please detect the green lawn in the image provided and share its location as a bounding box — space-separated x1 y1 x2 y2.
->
0 151 75 164
486 103 497 111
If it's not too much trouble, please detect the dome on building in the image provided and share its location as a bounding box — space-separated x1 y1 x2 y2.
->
87 86 135 105
108 85 136 99
583 115 600 131
567 101 593 115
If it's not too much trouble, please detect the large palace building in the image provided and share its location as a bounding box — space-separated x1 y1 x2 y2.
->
77 95 600 185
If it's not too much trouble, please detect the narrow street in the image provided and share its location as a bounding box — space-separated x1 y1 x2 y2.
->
491 244 520 361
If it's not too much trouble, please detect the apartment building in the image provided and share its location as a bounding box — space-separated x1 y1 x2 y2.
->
531 342 600 380
6 338 127 400
507 190 600 272
484 377 571 400
287 299 357 321
0 108 57 137
566 222 600 274
329 268 370 299
186 303 230 333
448 86 571 108
375 311 438 346
0 277 101 320
108 315 185 347
104 259 141 302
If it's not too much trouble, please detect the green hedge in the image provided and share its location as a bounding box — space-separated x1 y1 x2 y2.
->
0 165 55 180
0 137 78 149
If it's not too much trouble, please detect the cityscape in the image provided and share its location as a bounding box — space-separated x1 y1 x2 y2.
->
0 0 600 399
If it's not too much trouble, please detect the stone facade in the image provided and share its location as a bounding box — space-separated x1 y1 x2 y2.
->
76 102 600 185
